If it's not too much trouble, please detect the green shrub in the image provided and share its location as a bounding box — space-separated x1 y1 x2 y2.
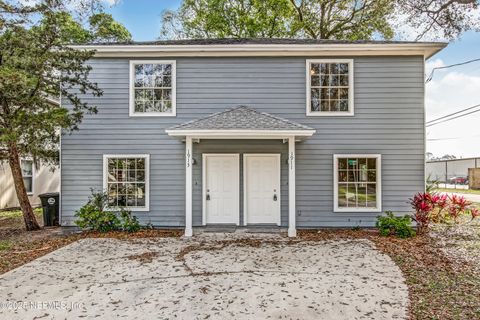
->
119 208 141 233
75 203 120 232
75 189 140 233
376 211 416 238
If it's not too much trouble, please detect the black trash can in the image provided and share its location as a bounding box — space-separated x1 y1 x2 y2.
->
39 192 60 226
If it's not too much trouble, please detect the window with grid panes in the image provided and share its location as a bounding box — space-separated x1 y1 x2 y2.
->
105 156 148 209
307 60 353 115
335 155 381 211
130 61 175 115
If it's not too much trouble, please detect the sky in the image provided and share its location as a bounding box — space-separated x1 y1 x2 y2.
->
103 0 480 159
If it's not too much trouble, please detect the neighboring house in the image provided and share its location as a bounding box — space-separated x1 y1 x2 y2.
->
0 160 59 209
1 97 61 210
62 39 446 236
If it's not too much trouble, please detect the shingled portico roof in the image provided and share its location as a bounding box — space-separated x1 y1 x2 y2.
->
165 106 315 139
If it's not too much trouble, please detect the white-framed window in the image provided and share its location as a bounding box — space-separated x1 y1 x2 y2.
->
306 59 354 116
129 60 176 117
103 154 150 211
21 159 34 194
333 154 381 212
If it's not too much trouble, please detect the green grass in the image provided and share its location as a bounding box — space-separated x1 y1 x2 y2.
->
0 240 12 251
338 186 376 202
434 188 480 195
0 208 42 219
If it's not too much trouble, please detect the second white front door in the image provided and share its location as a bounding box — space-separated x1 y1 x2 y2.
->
244 154 281 225
203 154 240 225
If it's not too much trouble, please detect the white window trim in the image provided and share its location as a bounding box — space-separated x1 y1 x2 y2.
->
129 60 176 117
306 59 354 117
21 159 34 195
102 154 150 212
333 154 381 213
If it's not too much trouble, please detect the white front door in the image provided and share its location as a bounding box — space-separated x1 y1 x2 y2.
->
203 154 240 225
244 154 281 225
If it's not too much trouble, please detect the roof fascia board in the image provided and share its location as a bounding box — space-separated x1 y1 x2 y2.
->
165 129 316 138
72 43 446 59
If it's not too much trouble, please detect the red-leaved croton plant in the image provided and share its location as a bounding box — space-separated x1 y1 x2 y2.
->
409 192 478 233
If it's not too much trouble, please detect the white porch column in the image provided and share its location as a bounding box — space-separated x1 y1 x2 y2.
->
185 136 193 237
288 136 296 237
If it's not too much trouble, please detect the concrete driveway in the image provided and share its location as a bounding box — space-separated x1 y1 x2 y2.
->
440 191 480 204
0 234 408 319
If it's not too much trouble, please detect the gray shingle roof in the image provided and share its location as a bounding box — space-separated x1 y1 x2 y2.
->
167 106 314 131
85 38 445 46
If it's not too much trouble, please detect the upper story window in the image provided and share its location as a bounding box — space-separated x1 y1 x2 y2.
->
21 159 33 194
333 154 381 212
129 60 176 117
306 59 354 116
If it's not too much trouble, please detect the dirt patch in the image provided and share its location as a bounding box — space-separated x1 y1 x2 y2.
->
0 208 43 229
0 236 79 275
127 251 159 264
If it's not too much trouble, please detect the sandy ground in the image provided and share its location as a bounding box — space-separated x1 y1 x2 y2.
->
0 233 408 319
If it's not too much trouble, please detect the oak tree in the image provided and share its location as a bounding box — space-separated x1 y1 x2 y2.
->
160 0 296 39
160 0 480 40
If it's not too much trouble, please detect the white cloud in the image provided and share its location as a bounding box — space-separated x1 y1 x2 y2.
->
426 68 480 158
425 58 446 77
426 71 480 118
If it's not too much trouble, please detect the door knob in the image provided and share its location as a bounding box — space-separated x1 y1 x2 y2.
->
206 194 210 201
273 194 278 201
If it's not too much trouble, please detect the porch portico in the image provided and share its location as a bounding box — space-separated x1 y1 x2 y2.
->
166 106 315 237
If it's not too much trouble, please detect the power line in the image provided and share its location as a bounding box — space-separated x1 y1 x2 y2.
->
425 58 480 83
427 133 480 141
426 108 480 127
426 103 480 124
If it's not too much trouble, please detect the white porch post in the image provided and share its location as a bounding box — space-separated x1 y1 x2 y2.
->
288 136 296 237
185 136 193 237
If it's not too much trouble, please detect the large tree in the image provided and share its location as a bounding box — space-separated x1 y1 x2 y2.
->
160 0 296 39
0 0 131 230
288 0 393 40
396 0 479 40
160 0 480 40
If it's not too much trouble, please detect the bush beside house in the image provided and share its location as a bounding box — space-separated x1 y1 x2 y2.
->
75 190 141 233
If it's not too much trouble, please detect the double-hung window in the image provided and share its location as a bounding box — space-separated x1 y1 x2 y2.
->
21 160 33 194
306 59 354 116
334 154 381 212
103 155 150 211
129 60 176 116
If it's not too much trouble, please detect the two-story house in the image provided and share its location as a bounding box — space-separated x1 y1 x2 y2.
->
61 39 446 236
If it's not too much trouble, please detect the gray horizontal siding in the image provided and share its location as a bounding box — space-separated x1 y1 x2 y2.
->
61 56 424 227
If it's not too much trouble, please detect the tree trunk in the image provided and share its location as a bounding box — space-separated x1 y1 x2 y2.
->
8 143 41 231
